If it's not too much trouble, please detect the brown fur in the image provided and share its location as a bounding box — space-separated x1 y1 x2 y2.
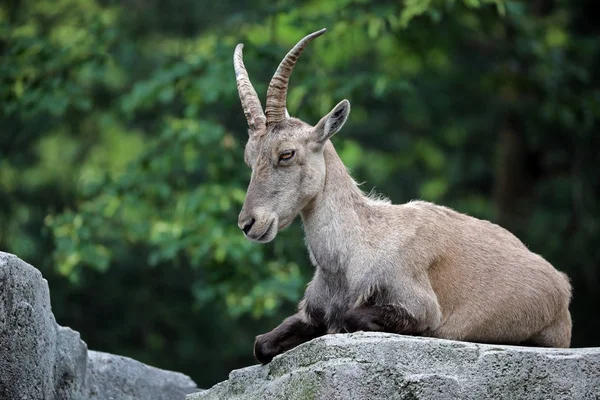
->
233 30 573 364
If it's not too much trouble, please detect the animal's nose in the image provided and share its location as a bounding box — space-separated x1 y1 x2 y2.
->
241 218 255 235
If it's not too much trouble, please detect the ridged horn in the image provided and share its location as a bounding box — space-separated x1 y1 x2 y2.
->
265 28 326 125
233 43 267 133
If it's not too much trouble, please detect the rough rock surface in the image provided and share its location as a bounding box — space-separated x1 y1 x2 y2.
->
0 251 199 400
188 332 600 400
84 351 197 400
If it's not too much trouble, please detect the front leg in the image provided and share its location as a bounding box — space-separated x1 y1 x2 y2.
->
254 310 325 364
343 304 420 335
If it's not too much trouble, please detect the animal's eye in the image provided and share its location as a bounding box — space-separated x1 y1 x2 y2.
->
279 150 295 162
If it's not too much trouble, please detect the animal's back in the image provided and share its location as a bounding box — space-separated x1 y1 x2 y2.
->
394 201 572 346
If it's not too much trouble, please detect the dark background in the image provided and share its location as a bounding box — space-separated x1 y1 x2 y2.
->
1 0 599 388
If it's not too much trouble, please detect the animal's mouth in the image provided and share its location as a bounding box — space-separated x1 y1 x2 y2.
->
254 220 275 243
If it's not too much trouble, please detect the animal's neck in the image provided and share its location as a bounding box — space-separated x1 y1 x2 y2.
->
300 141 369 271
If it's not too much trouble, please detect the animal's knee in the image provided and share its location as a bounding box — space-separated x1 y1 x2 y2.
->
377 304 420 333
343 304 420 334
254 340 269 363
254 334 278 364
343 307 381 332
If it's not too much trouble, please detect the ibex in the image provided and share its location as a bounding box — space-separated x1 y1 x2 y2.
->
233 29 572 364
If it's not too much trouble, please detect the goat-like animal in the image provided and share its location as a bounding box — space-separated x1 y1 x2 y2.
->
233 29 572 364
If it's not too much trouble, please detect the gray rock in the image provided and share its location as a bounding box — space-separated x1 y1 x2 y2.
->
0 251 200 400
82 351 198 400
54 327 89 399
188 332 600 400
0 251 58 400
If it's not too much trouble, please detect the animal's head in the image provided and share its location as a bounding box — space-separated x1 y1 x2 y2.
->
234 29 351 243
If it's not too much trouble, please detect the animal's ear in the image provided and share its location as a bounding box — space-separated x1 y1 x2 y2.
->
312 100 351 144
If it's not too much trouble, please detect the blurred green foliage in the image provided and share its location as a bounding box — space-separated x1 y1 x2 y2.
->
1 0 599 387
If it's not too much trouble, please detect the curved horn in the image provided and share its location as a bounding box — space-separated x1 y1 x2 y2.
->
234 44 267 133
265 28 326 125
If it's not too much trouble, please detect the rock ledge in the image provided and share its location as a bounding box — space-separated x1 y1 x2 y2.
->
188 332 600 400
